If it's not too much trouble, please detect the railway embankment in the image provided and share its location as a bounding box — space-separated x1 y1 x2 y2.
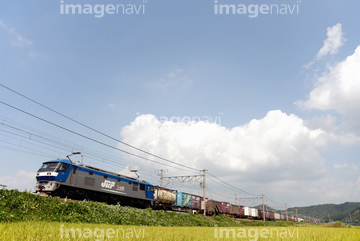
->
0 189 313 227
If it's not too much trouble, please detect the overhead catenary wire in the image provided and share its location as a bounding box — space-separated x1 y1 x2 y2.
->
207 172 260 197
0 100 202 172
0 83 201 172
0 118 175 177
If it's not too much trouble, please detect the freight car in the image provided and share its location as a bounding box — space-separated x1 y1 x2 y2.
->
172 191 191 212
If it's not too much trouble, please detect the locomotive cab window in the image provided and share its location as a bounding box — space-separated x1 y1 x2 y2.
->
38 162 70 173
58 163 69 172
140 184 145 191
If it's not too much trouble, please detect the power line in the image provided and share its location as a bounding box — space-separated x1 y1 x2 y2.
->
0 83 201 172
207 172 259 197
0 117 178 177
265 195 283 206
0 100 201 172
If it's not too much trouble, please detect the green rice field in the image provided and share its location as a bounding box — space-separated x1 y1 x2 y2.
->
1 222 360 241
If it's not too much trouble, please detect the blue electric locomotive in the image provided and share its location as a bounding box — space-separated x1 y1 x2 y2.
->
35 159 154 207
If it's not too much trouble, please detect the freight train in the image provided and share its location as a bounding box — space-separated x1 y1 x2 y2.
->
34 158 304 222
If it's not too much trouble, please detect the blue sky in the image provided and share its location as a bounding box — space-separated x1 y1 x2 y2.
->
1 0 360 209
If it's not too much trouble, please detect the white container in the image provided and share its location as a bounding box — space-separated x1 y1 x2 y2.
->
244 207 250 216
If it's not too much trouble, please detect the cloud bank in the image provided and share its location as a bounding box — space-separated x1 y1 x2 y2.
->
121 111 326 184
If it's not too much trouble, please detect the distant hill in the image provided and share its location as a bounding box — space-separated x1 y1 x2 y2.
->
333 206 360 223
288 202 360 222
254 202 360 222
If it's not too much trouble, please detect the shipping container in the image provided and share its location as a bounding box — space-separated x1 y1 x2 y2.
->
222 202 230 214
174 192 191 208
154 187 176 205
244 207 250 216
268 212 274 220
259 210 270 220
251 208 258 218
230 204 240 215
259 210 264 219
239 205 244 216
191 195 201 210
208 200 222 214
274 213 280 220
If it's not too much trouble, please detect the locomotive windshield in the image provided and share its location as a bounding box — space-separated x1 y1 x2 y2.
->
37 162 69 172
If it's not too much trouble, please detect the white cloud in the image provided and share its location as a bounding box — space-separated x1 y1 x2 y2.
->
0 170 37 192
334 163 349 168
334 163 358 172
303 23 345 69
0 21 32 47
107 103 116 109
120 111 326 185
297 46 360 132
151 68 193 92
316 23 346 59
257 177 360 206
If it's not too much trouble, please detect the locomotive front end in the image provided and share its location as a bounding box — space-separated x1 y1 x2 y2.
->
35 159 71 194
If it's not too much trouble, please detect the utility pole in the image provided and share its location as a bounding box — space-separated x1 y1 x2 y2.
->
235 193 237 205
160 169 163 187
296 209 298 222
203 169 206 217
155 169 167 187
0 184 7 189
285 203 288 221
262 194 265 221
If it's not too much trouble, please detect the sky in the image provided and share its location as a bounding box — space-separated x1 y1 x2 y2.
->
0 0 360 211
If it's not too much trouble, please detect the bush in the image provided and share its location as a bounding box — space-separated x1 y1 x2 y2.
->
1 190 317 227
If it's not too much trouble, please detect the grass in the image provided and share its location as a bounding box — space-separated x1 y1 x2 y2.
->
1 222 360 240
2 190 360 240
0 189 313 227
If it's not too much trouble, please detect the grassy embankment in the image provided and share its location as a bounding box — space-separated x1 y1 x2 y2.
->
1 190 360 240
